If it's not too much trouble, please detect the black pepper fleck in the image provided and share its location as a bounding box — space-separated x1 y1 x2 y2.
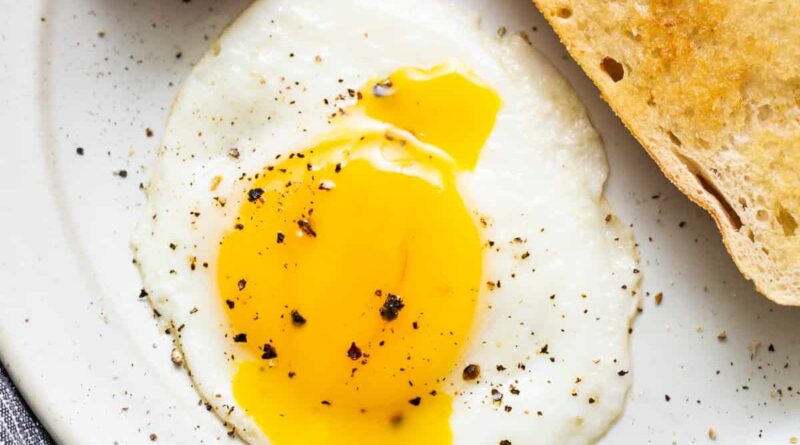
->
248 188 265 202
462 364 480 381
291 310 307 326
491 389 503 402
261 344 278 360
297 219 317 237
380 293 405 321
373 79 393 97
347 342 363 360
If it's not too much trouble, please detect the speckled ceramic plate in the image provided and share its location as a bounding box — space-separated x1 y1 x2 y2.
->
1 0 799 444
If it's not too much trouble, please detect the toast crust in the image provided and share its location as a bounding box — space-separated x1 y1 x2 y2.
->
533 0 800 304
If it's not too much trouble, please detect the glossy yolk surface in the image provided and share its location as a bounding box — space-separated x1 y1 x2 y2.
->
217 63 500 445
359 63 501 170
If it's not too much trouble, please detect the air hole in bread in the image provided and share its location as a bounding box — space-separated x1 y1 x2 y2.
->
667 131 682 147
776 206 798 236
623 30 642 42
696 174 743 230
738 197 747 210
757 104 772 121
557 7 573 18
747 229 755 242
676 153 743 230
601 57 624 82
757 209 769 221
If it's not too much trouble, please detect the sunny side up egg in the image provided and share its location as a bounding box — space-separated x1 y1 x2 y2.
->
131 1 640 444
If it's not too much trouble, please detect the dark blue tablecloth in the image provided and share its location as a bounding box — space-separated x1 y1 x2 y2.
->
0 364 53 445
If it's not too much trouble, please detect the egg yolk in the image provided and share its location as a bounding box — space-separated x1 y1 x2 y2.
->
358 63 501 170
217 63 500 445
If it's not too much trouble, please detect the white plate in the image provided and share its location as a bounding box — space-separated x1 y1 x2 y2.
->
2 0 799 444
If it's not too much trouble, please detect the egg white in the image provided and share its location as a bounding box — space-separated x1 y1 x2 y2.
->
132 0 640 444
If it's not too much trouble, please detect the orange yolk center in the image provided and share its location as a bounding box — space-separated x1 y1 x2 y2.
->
217 63 501 445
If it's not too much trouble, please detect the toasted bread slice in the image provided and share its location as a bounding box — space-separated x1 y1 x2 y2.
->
531 0 800 304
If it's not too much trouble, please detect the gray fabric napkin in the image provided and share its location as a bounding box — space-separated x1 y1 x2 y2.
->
0 364 53 445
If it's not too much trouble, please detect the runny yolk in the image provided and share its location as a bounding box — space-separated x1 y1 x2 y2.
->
359 63 501 170
216 63 501 445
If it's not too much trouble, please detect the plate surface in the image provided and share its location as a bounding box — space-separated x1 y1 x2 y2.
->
1 0 799 443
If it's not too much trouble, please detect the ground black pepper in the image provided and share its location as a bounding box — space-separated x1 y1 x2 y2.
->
261 344 278 360
297 219 317 237
380 293 405 321
291 310 307 326
462 364 480 381
347 342 363 360
248 188 265 202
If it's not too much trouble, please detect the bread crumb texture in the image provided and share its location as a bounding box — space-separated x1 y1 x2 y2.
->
533 0 800 304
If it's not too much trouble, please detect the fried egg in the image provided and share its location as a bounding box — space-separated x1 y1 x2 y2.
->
132 0 640 444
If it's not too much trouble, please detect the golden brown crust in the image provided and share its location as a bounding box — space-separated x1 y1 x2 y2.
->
533 0 800 304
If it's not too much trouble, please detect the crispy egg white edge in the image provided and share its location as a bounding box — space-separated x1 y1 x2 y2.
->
131 0 640 444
